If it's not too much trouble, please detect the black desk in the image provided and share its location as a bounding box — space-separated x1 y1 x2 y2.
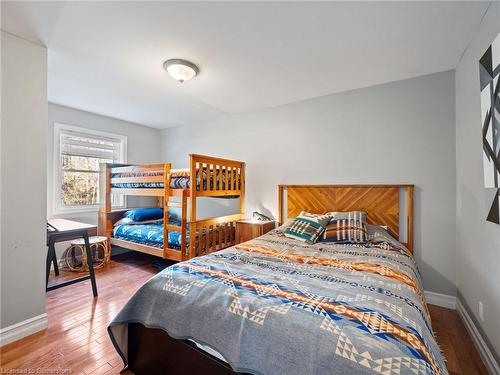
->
46 219 98 297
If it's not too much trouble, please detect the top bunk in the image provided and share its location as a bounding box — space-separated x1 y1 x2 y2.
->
100 154 245 198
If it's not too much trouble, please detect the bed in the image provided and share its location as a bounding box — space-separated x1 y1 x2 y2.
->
113 222 235 251
98 154 245 261
108 184 447 375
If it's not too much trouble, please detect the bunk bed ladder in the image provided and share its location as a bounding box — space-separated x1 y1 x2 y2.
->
187 154 245 260
162 163 171 260
180 189 188 260
189 155 197 260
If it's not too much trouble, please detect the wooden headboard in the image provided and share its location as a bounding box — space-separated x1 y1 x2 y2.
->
278 184 414 252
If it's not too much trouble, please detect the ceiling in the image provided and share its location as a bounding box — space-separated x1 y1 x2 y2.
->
1 1 490 129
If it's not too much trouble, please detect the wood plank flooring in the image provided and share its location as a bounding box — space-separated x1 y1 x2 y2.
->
428 304 489 375
0 252 488 375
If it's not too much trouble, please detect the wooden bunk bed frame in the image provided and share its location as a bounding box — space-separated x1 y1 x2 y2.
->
98 154 245 261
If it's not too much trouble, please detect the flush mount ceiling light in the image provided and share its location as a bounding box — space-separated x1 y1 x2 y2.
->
163 59 199 83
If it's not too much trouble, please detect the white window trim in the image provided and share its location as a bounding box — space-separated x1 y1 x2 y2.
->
53 123 128 215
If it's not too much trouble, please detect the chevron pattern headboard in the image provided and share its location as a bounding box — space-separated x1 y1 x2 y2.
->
278 184 414 252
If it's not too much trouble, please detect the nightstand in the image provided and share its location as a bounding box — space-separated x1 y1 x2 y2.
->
236 220 276 244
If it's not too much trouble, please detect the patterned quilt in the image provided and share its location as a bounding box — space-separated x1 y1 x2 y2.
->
111 169 188 189
111 167 240 190
108 226 447 375
113 223 233 253
114 223 178 248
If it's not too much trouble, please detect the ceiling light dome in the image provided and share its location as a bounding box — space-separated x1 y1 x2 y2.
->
163 59 199 83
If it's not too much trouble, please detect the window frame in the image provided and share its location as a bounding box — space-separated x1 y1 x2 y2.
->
53 123 127 214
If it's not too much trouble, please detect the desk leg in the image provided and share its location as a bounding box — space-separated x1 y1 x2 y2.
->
83 232 98 297
52 253 59 276
46 238 56 289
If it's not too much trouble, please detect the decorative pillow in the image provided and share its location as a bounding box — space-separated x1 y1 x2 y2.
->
366 224 398 244
322 211 368 243
124 207 164 222
284 211 331 244
114 217 163 227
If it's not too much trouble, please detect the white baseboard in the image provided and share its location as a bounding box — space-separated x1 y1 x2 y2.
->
424 290 457 309
457 299 500 375
0 313 48 347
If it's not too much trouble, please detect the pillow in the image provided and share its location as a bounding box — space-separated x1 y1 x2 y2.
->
114 217 163 227
120 208 182 226
124 207 164 222
284 211 330 244
322 211 368 243
366 224 398 244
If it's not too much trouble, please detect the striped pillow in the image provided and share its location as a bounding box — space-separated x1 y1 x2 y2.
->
284 211 331 244
323 211 368 243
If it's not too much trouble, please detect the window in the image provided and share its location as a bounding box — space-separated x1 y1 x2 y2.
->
54 124 127 213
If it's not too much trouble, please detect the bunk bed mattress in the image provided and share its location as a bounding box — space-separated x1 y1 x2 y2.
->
111 168 240 190
111 169 189 189
113 223 233 250
108 227 447 375
113 223 166 248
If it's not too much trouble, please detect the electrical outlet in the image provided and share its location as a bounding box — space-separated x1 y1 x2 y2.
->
478 301 484 322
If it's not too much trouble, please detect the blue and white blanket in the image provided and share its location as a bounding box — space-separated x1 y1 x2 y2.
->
108 226 447 375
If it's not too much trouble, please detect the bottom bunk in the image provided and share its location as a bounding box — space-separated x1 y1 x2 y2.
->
100 205 241 261
110 221 237 260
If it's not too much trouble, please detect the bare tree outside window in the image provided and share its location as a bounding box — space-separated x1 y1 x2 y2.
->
61 155 113 206
56 125 126 212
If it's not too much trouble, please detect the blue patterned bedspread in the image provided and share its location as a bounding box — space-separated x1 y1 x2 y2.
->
111 168 239 191
111 168 189 189
108 226 447 375
113 223 181 249
113 223 231 251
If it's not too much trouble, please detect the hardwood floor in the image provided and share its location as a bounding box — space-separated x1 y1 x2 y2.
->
0 252 158 375
0 252 488 375
428 304 489 375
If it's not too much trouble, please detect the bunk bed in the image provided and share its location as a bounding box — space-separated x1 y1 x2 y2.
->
98 154 245 261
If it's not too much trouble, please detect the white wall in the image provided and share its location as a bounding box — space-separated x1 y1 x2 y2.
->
47 104 162 260
161 70 457 295
47 103 162 224
455 1 500 358
1 32 48 330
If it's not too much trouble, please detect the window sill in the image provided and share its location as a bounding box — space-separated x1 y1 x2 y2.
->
51 209 99 219
52 206 127 217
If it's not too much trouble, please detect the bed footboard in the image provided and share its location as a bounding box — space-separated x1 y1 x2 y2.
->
128 323 241 375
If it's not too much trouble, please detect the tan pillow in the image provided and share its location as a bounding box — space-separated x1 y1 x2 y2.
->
322 211 368 243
